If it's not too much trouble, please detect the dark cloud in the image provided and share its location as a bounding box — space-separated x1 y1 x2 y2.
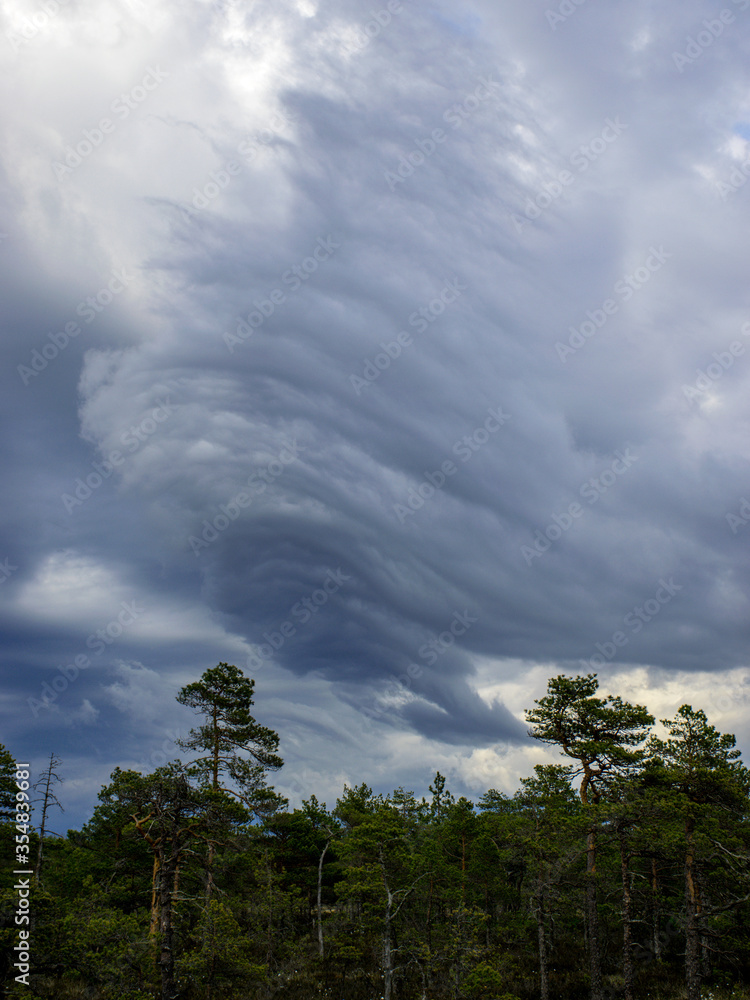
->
2 0 749 826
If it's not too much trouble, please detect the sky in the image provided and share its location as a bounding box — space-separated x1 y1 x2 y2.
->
2 0 750 829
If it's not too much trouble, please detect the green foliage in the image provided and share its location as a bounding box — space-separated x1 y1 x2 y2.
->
178 899 267 998
177 663 282 767
526 673 654 804
54 878 150 995
462 959 507 997
647 704 750 809
3 675 750 1000
0 743 17 821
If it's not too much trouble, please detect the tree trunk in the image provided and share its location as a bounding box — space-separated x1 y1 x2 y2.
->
461 832 466 905
34 786 50 886
585 827 603 1000
317 839 330 958
159 851 177 1000
150 852 161 972
619 828 634 1000
684 815 701 1000
651 857 662 962
536 874 550 1000
266 853 273 965
383 886 394 1000
33 753 61 886
453 904 465 1000
426 876 434 951
205 841 215 902
205 704 220 904
212 706 220 788
173 862 180 908
694 874 710 980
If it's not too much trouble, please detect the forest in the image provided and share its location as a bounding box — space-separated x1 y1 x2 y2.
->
2 665 749 1000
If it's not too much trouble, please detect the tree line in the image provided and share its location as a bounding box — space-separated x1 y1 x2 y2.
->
1 665 749 1000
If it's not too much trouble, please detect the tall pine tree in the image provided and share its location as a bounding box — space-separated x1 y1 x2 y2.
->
526 673 653 1000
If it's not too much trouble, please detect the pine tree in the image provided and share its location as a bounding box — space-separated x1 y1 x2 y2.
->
177 663 283 903
526 673 653 1000
0 743 17 822
515 764 580 1000
647 705 750 1000
32 752 64 885
97 763 238 1000
176 663 283 804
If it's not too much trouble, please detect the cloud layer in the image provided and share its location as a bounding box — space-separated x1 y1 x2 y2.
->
2 0 749 825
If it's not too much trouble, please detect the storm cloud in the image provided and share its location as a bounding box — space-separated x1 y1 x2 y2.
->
2 0 749 824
